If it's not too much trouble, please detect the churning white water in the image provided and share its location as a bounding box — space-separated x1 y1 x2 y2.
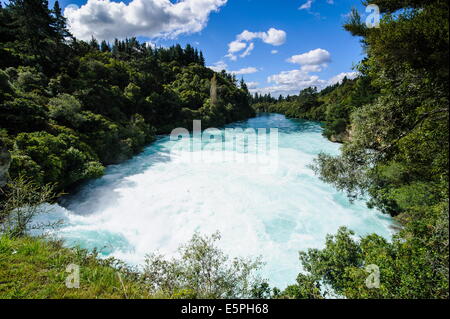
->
45 113 393 289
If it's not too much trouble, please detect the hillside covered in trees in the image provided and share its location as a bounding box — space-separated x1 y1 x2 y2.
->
0 0 255 193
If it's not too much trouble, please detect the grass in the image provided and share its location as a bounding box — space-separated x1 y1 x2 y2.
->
0 235 154 299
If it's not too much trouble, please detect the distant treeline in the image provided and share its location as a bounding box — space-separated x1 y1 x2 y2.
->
250 76 379 142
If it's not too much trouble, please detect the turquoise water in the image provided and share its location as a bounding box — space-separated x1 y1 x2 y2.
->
46 113 393 289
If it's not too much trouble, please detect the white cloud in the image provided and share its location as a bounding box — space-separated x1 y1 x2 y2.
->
251 70 359 97
207 61 259 75
300 64 324 72
240 42 255 58
208 60 228 72
287 48 331 65
268 69 326 88
299 0 334 11
236 28 287 46
226 27 286 60
230 67 259 75
271 50 279 54
328 72 359 85
246 82 259 89
262 28 287 46
299 0 313 10
228 40 247 53
64 0 227 41
250 48 358 96
251 68 327 96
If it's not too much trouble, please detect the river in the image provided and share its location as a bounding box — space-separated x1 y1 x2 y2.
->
43 113 393 289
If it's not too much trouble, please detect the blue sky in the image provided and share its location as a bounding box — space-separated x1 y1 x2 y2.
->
43 0 367 96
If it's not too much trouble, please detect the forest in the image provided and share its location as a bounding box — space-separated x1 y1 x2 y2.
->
0 0 449 299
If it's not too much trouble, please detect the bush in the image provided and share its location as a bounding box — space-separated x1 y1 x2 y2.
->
48 94 83 128
0 176 57 238
143 232 267 299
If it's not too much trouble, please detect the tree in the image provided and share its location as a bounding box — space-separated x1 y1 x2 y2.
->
143 232 266 299
7 0 59 70
51 0 71 42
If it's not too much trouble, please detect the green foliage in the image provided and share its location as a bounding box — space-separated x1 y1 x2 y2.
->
295 204 448 299
279 274 323 299
0 96 49 134
143 232 266 299
0 235 153 299
253 87 325 121
11 131 103 188
0 176 57 237
47 93 83 128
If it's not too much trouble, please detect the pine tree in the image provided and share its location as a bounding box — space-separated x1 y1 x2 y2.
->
100 40 110 53
7 0 60 72
199 51 205 66
240 78 249 94
89 37 99 51
52 0 71 41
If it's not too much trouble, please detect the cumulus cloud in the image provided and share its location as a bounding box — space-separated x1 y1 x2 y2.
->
64 0 228 41
249 70 322 96
228 40 247 53
237 28 287 46
271 50 279 54
287 48 331 66
266 69 327 91
226 27 287 60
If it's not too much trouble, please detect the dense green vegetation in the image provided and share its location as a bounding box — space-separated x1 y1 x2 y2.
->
259 0 448 299
0 0 254 193
0 234 153 299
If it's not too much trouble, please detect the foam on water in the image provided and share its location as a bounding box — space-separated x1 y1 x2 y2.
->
44 113 393 289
